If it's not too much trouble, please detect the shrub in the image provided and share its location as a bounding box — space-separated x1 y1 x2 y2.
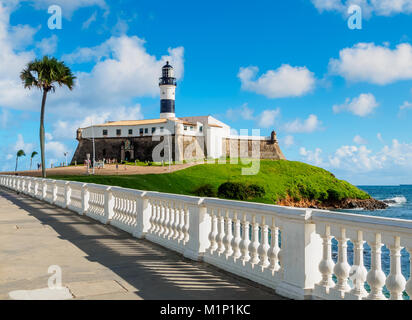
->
217 182 265 200
193 184 216 197
246 184 266 198
327 188 343 202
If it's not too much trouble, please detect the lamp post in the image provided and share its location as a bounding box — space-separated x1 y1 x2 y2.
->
90 120 96 175
64 152 68 166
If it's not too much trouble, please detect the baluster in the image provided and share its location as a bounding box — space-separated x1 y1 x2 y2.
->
385 237 406 300
405 247 412 298
217 209 226 255
169 201 176 239
333 228 351 296
155 200 162 235
182 205 189 243
149 199 156 232
125 197 130 223
239 213 251 263
168 201 175 239
178 203 185 241
248 215 260 265
223 210 233 257
350 231 368 299
366 233 387 300
163 201 170 238
153 200 160 234
208 209 218 253
258 216 270 269
318 225 335 290
231 211 242 259
268 217 280 272
173 202 180 240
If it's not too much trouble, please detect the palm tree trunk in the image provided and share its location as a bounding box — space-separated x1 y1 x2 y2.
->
15 156 18 172
30 158 32 170
40 90 48 178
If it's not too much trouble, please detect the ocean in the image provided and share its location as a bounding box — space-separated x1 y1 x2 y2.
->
356 185 412 220
333 185 412 298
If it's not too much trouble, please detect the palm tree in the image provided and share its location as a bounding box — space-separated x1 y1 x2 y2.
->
15 150 26 172
30 151 38 170
20 56 76 178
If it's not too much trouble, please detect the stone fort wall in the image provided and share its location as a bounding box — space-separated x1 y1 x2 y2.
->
71 134 285 164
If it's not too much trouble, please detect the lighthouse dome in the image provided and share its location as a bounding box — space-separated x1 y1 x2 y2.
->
162 61 174 78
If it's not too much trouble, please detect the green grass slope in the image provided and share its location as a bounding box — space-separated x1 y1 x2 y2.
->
52 160 370 205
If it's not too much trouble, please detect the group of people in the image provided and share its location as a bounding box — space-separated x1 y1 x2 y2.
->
83 158 119 170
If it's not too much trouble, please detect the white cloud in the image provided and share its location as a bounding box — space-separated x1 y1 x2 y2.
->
333 93 378 116
311 0 412 17
353 134 368 145
300 147 324 166
0 2 39 111
9 24 40 50
45 141 68 159
226 103 255 121
52 104 143 139
256 109 280 128
82 11 97 29
301 139 412 173
0 108 10 128
28 0 109 19
59 35 184 112
329 43 412 85
36 34 58 55
377 132 384 143
284 114 322 133
238 64 316 98
400 100 412 111
6 154 12 160
14 134 33 153
283 135 295 147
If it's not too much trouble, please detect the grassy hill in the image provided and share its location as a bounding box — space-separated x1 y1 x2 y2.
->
52 160 371 206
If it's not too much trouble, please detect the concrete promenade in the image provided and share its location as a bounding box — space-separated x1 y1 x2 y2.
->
0 187 284 300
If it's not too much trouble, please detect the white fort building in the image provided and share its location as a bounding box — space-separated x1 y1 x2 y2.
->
72 62 285 163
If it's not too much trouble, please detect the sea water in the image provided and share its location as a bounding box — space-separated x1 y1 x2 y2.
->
335 185 412 298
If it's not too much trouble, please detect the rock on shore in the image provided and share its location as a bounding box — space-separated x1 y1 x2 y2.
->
277 196 388 211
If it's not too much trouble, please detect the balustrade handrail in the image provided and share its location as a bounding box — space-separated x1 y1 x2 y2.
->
312 209 412 234
0 174 411 301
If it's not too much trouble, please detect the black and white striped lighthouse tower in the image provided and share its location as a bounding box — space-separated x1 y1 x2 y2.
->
159 61 176 119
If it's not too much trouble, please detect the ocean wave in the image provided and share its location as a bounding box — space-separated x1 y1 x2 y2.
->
383 196 407 206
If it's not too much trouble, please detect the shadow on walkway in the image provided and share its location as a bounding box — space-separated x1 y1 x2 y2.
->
0 187 283 300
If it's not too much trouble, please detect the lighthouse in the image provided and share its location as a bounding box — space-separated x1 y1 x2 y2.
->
159 61 177 119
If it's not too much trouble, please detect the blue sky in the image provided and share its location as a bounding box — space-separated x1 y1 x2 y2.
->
1 0 412 185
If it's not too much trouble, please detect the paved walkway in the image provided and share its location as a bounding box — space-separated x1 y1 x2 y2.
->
0 187 284 300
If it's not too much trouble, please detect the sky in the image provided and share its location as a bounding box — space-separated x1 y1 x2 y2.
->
1 0 412 185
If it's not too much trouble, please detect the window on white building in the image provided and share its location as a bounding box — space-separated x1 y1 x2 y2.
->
103 129 108 136
116 129 121 136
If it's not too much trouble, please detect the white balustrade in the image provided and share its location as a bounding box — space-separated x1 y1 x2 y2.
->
312 209 412 300
67 182 83 214
85 184 106 223
109 187 143 234
54 181 67 207
0 174 411 301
